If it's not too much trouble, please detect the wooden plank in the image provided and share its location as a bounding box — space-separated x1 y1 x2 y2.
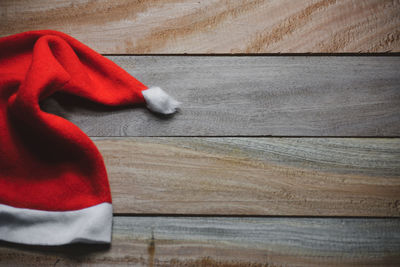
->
1 0 399 53
1 217 399 266
41 56 400 136
93 137 400 216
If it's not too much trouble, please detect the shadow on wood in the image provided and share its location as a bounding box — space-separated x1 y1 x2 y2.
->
41 92 178 122
0 240 110 262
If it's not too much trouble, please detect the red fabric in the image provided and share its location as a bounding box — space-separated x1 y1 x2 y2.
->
0 30 148 211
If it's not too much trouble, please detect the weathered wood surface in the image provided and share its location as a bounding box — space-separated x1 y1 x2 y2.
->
92 137 400 216
1 0 399 54
42 56 400 136
1 217 399 266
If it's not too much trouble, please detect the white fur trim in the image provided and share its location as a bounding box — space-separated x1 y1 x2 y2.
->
142 87 180 114
0 203 112 245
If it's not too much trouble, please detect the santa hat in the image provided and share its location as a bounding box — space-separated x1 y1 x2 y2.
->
0 30 179 245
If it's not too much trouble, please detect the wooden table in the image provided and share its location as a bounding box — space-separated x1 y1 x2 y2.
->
1 1 400 266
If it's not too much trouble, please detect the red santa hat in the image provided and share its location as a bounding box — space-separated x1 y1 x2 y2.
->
0 30 180 245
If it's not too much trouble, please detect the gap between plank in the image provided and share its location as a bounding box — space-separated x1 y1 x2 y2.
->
113 213 400 219
102 53 400 57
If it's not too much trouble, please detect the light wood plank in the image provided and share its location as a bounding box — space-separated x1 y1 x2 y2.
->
1 0 399 53
1 217 399 266
93 137 400 216
42 56 400 136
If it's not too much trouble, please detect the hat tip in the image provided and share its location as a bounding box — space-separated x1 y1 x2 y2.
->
142 86 181 115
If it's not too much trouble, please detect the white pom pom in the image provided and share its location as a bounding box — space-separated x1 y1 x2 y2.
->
142 87 180 115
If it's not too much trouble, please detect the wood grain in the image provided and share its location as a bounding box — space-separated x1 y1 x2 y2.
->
41 56 400 136
1 217 399 266
1 0 399 53
92 137 400 216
